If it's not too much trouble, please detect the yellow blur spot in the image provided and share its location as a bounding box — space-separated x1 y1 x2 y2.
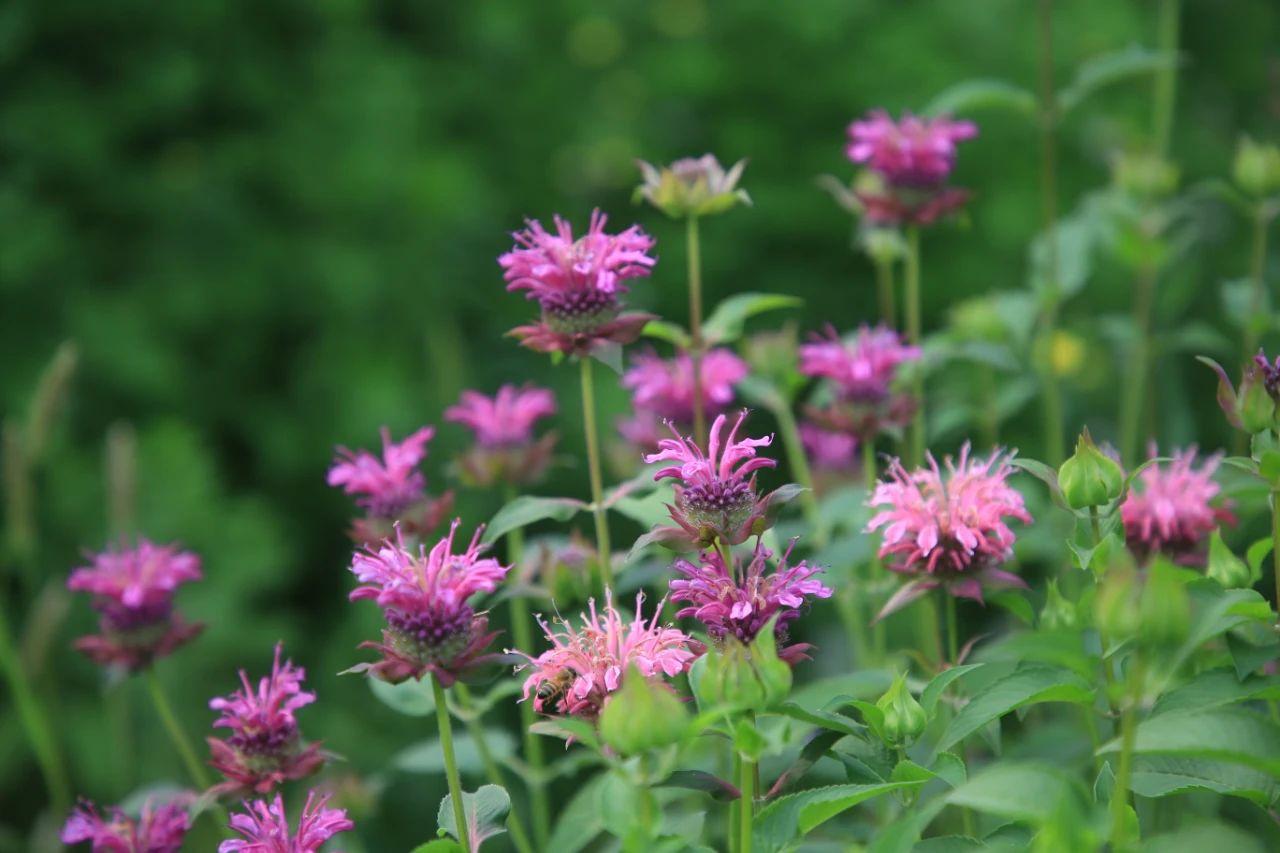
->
567 17 623 68
1050 331 1086 377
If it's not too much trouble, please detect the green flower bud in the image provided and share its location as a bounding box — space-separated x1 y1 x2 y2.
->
599 664 690 755
1238 362 1277 434
1138 560 1191 651
1057 428 1125 509
875 672 927 747
693 623 792 714
1233 137 1280 198
1111 150 1179 200
634 155 750 219
1039 579 1079 630
1206 529 1257 589
1094 566 1141 642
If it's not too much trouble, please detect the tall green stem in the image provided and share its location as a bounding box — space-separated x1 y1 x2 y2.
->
0 600 69 815
864 439 885 659
769 396 822 542
1110 654 1145 849
945 594 959 665
1271 488 1280 628
432 676 470 852
1243 206 1271 363
875 257 896 329
904 226 924 467
1120 267 1156 464
453 684 534 853
145 668 211 790
579 357 612 593
687 215 707 440
1151 0 1180 160
1035 0 1065 465
739 750 755 853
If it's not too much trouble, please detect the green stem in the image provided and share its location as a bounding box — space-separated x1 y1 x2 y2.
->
728 750 741 851
945 594 959 665
904 227 924 468
0 600 69 815
980 365 999 449
579 357 613 593
770 396 823 543
739 753 755 853
1119 267 1156 465
1272 488 1280 627
145 668 211 790
432 676 470 852
864 440 886 659
1090 506 1102 545
1110 654 1145 849
454 684 534 853
687 215 707 440
1243 205 1271 365
1151 0 1180 159
875 257 896 329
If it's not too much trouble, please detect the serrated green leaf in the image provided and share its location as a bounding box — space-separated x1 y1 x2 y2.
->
702 292 802 345
1151 669 1280 717
935 664 1093 753
1130 755 1278 806
369 676 435 716
1098 707 1280 776
920 664 984 715
437 784 510 850
752 781 925 851
482 495 588 544
1138 822 1268 853
945 761 1083 823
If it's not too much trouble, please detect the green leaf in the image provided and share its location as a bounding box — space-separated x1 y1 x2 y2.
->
529 717 601 751
393 731 516 775
924 79 1037 118
1247 537 1273 577
935 664 1093 753
752 781 926 852
482 495 588 545
869 796 950 853
369 676 434 717
410 841 463 853
1098 707 1280 776
1057 46 1179 115
1150 669 1280 717
437 784 511 850
1009 457 1069 511
1167 582 1273 671
946 761 1083 824
702 292 802 345
1130 755 1278 806
776 701 864 737
787 670 895 711
1139 820 1269 853
920 664 984 715
545 773 607 853
641 319 692 349
657 770 740 802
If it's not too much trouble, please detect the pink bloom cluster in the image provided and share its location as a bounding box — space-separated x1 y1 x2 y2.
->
867 445 1032 618
208 643 324 795
1121 447 1231 563
618 348 748 449
800 325 920 445
446 385 558 487
67 540 204 671
348 520 509 684
799 421 858 473
670 540 831 662
328 426 453 544
645 411 780 547
220 791 353 853
514 591 697 719
62 796 192 852
500 210 657 354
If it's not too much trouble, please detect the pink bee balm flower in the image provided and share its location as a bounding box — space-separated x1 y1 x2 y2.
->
220 791 353 853
622 348 748 424
867 444 1032 619
66 540 204 671
671 539 831 663
1121 447 1232 564
62 795 192 852
799 421 858 473
644 410 791 548
208 643 325 796
445 385 558 487
800 325 921 402
846 110 977 187
348 519 509 684
512 591 697 719
327 426 434 516
499 210 658 355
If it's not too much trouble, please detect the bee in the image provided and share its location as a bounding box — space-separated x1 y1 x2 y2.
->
534 669 574 711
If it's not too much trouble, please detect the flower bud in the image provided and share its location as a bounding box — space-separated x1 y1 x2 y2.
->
1233 137 1280 198
1111 150 1179 200
634 155 750 219
693 624 792 714
875 672 927 747
1206 529 1257 589
1039 579 1078 631
599 664 690 755
1093 565 1141 642
1137 561 1190 651
1237 361 1277 434
1058 428 1125 509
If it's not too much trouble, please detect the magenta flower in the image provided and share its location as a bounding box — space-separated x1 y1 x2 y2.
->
220 791 353 853
623 347 748 424
208 643 325 796
867 444 1032 619
67 540 204 671
644 410 794 549
327 426 453 545
445 384 558 487
499 210 658 355
1121 447 1233 564
62 795 192 852
800 421 858 473
347 519 509 685
670 539 831 663
800 325 920 402
513 591 697 719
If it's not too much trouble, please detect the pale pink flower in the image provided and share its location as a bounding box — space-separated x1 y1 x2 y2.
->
348 519 509 684
622 348 748 423
445 385 558 487
670 539 831 662
67 540 204 671
1121 447 1232 564
867 444 1032 618
62 795 192 852
513 591 697 719
800 325 920 402
208 643 324 796
847 110 977 187
220 791 353 853
327 426 434 517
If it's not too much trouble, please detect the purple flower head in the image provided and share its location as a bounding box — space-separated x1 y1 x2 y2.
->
208 643 325 796
800 324 921 403
67 540 204 671
445 385 558 487
670 539 832 663
623 347 748 424
644 411 781 547
348 519 509 685
847 110 977 187
512 590 697 719
866 444 1032 619
220 791 353 853
62 795 193 853
327 426 434 517
1121 447 1233 564
800 421 859 473
500 210 657 355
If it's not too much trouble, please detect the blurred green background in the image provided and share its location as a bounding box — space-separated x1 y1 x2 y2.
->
2 0 1278 848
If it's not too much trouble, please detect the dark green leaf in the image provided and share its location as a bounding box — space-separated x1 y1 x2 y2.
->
437 784 510 850
482 495 588 545
946 762 1083 823
935 664 1093 753
1098 707 1280 776
702 292 802 345
752 781 926 852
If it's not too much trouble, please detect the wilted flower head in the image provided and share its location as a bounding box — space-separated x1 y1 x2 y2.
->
500 210 657 355
63 796 192 853
208 643 324 795
513 591 697 719
867 444 1032 618
348 519 508 684
670 539 831 662
67 540 204 671
644 411 782 547
220 791 353 853
800 324 920 402
1121 447 1231 564
446 385 558 487
327 426 453 544
635 154 751 218
623 347 748 423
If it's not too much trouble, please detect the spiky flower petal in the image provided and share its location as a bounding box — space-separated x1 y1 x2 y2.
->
220 791 353 853
1121 447 1231 564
